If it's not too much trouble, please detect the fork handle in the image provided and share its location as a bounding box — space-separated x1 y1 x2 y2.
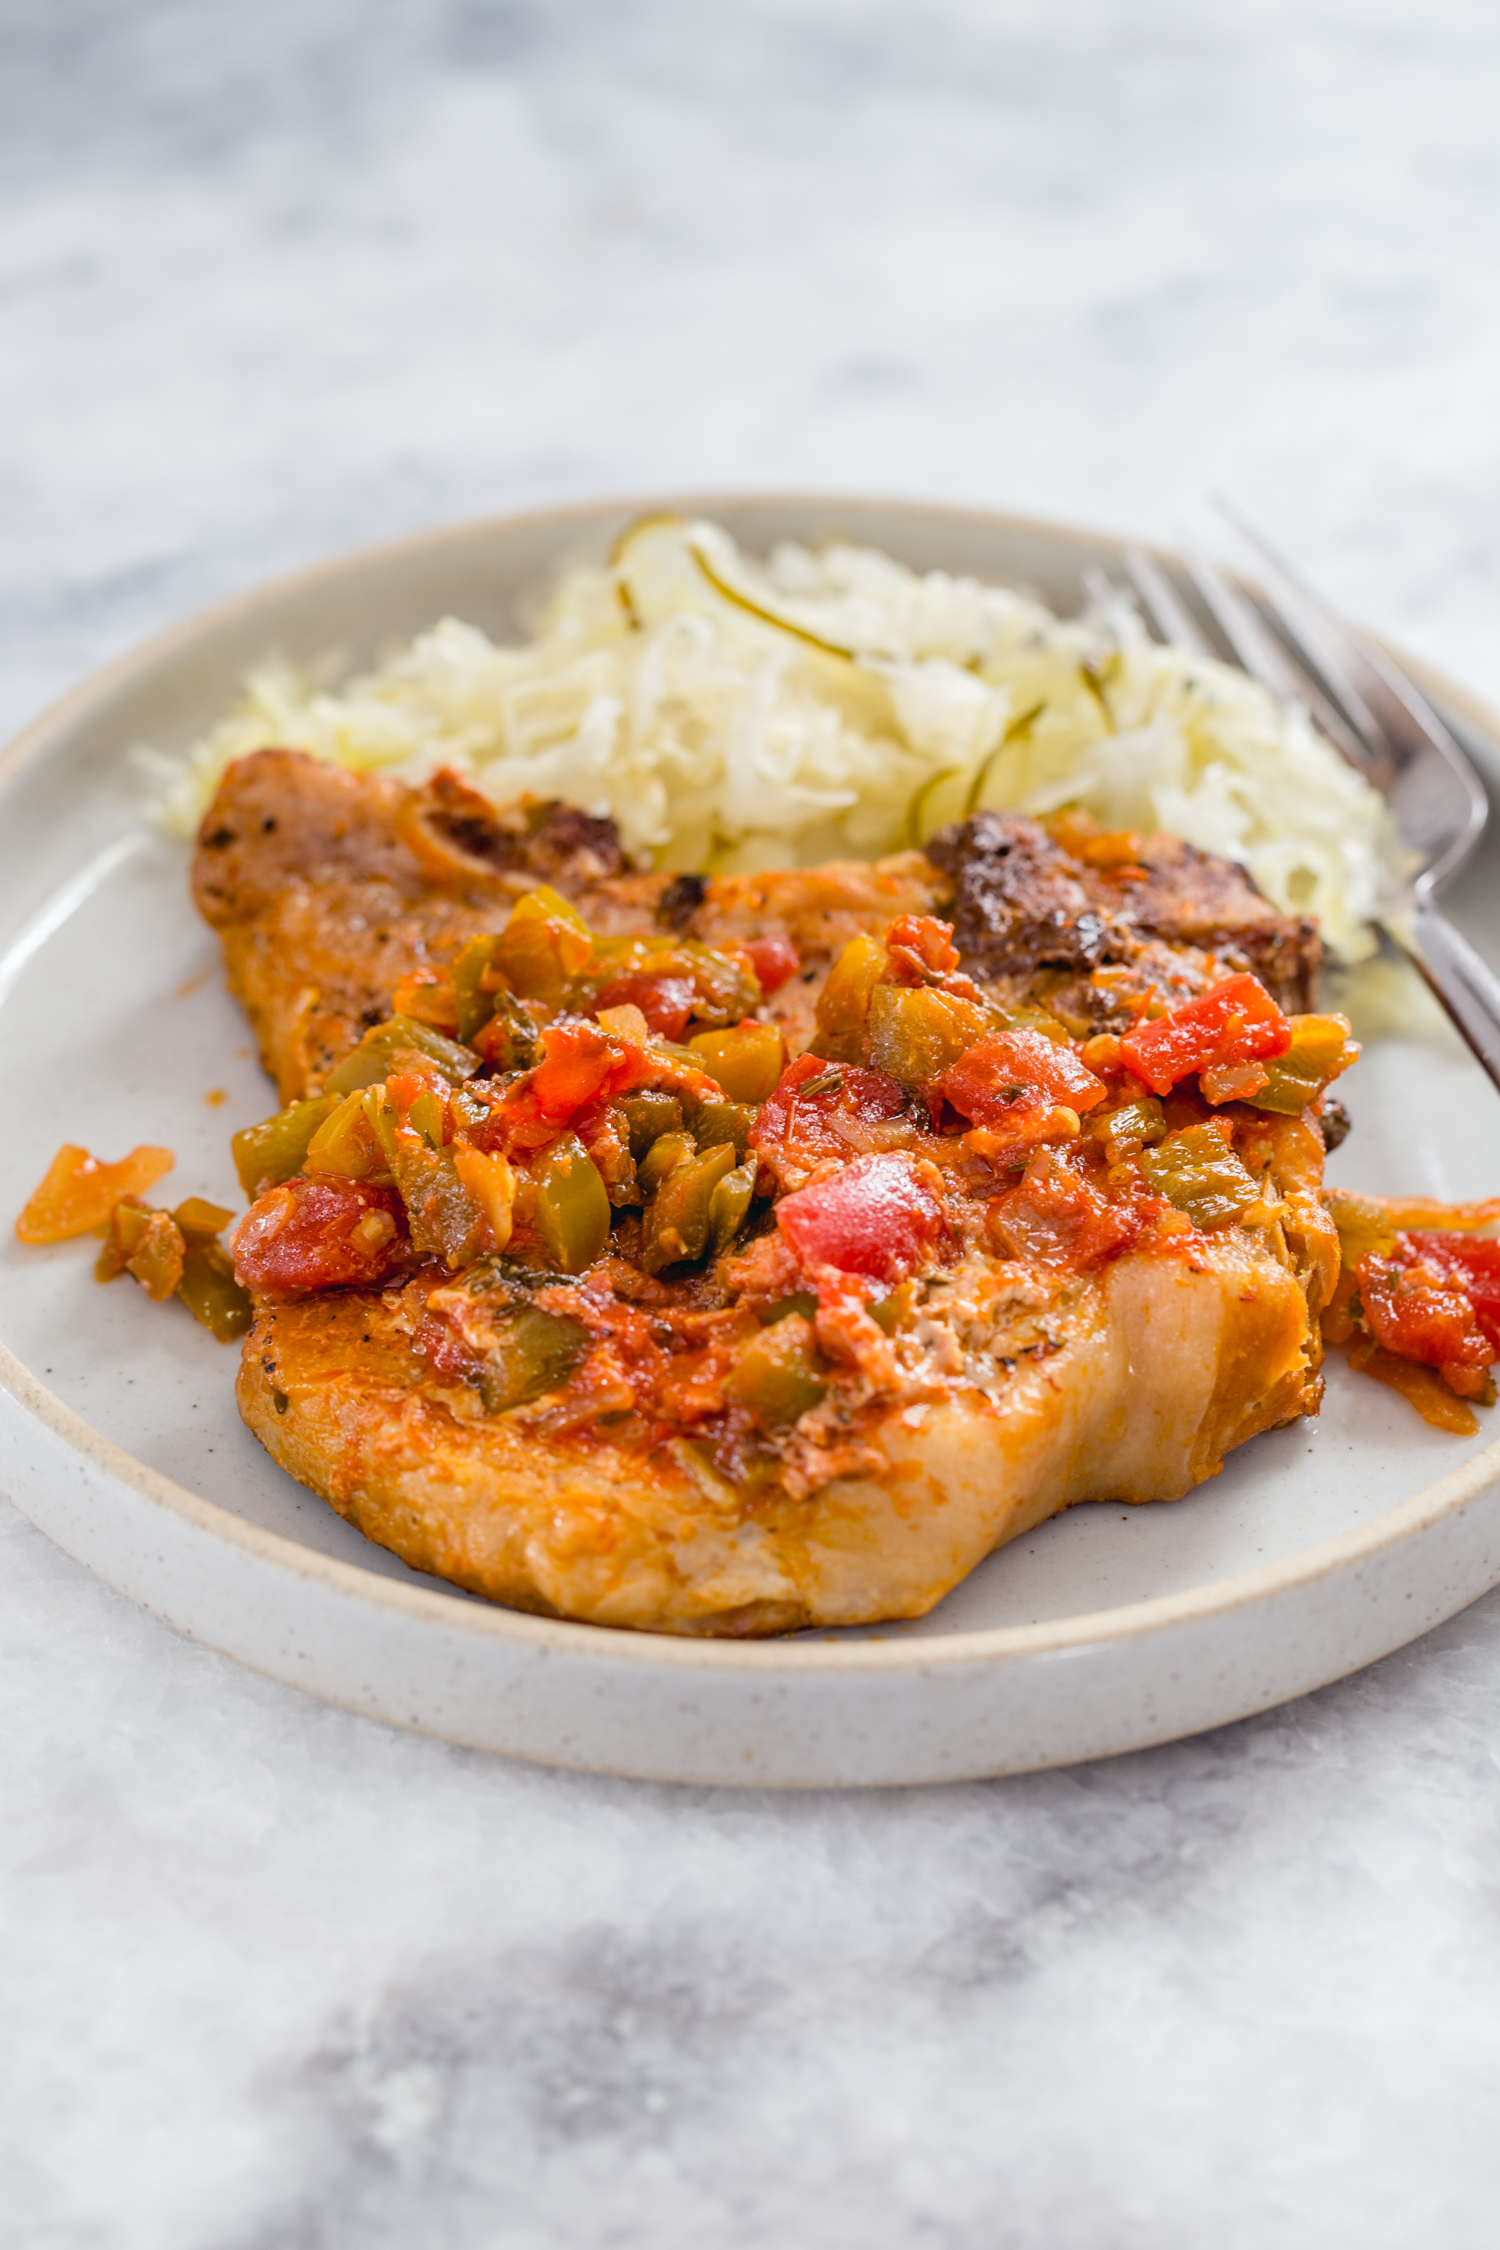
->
1390 897 1500 1095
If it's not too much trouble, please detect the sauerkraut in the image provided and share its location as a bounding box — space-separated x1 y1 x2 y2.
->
146 514 1399 960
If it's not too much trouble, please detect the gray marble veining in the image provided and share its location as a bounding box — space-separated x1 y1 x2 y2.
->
5 4 1500 2243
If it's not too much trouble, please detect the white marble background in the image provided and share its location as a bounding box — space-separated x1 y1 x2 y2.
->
6 3 1500 2243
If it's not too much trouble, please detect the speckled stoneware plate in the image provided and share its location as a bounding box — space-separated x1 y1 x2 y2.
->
3 496 1500 1787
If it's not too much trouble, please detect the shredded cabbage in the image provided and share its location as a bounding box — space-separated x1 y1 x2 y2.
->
146 515 1399 960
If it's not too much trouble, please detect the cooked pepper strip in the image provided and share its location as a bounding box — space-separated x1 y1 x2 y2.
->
687 1022 787 1104
811 932 886 1063
724 1313 827 1428
617 1091 684 1158
473 1303 590 1413
642 1141 738 1273
178 1238 253 1340
1248 1014 1359 1115
531 1133 611 1274
1138 1123 1260 1232
494 884 594 1007
302 1091 386 1180
451 933 507 1046
1119 974 1292 1098
17 1143 175 1243
691 1099 755 1159
232 1095 341 1198
776 1152 944 1283
1090 1095 1167 1165
389 969 461 1037
323 1015 478 1096
124 1210 187 1301
707 1159 757 1256
865 985 992 1094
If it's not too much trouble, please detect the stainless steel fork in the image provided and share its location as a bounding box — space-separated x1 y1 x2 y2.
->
1120 520 1500 1094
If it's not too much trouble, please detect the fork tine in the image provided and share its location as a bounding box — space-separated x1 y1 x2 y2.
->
1215 501 1469 767
1182 548 1381 778
1219 498 1489 895
1122 548 1214 658
1080 563 1122 614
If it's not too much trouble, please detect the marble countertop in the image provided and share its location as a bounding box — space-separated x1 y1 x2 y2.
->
7 4 1500 2243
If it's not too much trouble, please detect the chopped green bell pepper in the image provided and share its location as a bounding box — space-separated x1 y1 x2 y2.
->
641 1140 738 1272
691 1099 756 1159
323 1015 478 1095
232 1093 342 1197
494 885 594 1008
707 1158 757 1255
1139 1124 1259 1231
638 1130 696 1194
532 1133 611 1274
178 1238 253 1341
475 1302 590 1413
1248 1014 1358 1115
724 1314 827 1428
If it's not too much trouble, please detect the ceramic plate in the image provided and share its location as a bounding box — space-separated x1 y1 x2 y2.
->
3 495 1499 1787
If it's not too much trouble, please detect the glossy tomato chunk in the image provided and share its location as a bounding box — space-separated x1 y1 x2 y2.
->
742 932 800 996
1120 974 1291 1096
593 972 698 1040
776 1151 944 1283
1403 1233 1500 1353
1357 1240 1496 1395
494 1021 655 1152
940 1027 1107 1124
232 1178 406 1298
752 1053 906 1144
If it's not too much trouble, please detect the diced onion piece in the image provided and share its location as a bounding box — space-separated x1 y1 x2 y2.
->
452 1143 516 1251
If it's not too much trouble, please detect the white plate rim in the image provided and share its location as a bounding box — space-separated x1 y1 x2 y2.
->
3 490 1499 1692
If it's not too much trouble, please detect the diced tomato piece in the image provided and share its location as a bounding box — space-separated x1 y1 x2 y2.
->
489 1021 721 1155
776 1152 944 1283
231 1177 406 1299
939 1027 1107 1125
988 1147 1140 1271
384 1070 438 1115
496 1022 650 1151
530 1023 627 1116
1405 1233 1500 1352
743 932 800 996
883 914 960 983
1119 974 1291 1097
749 1053 910 1170
593 973 698 1040
1356 1241 1496 1396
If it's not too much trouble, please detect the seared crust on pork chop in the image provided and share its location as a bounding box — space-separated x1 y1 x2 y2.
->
924 811 1322 1013
195 754 1319 1101
193 753 661 1103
